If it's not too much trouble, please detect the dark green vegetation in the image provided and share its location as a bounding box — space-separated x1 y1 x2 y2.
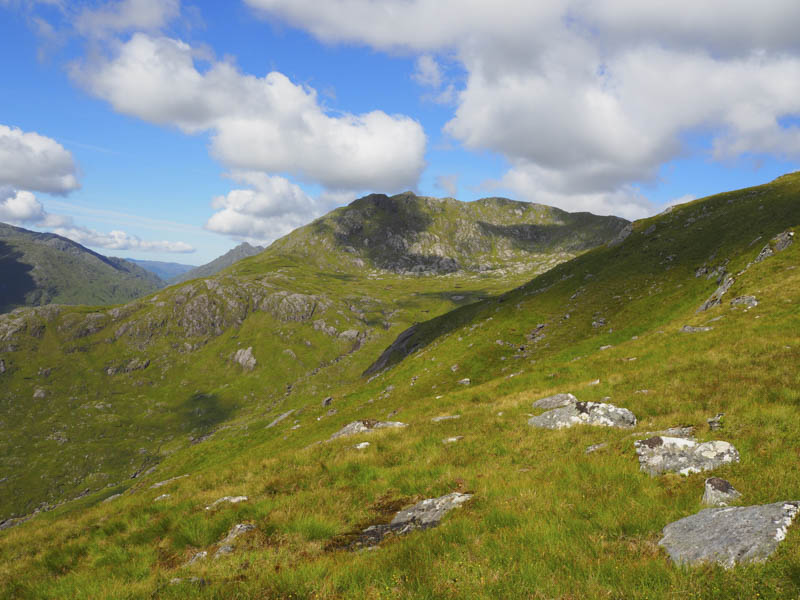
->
0 223 162 313
0 180 798 599
169 242 263 284
128 260 196 282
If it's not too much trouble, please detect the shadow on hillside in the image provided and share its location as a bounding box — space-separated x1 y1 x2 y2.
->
180 392 233 433
313 193 444 271
0 241 37 313
477 217 625 253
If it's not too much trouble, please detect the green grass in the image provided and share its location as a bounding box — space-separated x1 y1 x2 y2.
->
0 174 799 598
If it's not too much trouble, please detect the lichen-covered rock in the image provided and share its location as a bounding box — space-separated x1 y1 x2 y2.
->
528 401 636 430
357 492 472 547
220 523 256 545
634 436 739 476
431 415 461 422
532 393 577 409
681 325 712 333
266 410 293 428
329 420 407 440
261 292 325 322
703 478 742 507
233 347 256 370
33 388 46 399
659 501 799 567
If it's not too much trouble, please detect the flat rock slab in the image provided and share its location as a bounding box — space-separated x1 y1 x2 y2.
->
681 325 713 333
330 420 407 440
431 415 461 422
357 492 472 548
528 401 636 430
634 436 739 476
206 496 248 510
532 393 577 409
659 501 799 568
220 523 256 545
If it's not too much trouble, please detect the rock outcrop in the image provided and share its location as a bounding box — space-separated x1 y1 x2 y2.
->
754 231 794 263
529 401 636 430
357 492 472 547
659 501 799 567
634 436 739 476
233 347 256 371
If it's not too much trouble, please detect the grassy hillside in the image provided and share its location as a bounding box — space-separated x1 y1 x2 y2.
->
0 223 162 313
0 178 798 599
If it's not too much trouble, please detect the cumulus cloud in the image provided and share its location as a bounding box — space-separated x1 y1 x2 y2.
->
205 171 335 244
246 0 800 216
412 55 442 88
75 0 180 38
0 188 71 226
53 224 194 252
0 124 80 194
73 33 426 192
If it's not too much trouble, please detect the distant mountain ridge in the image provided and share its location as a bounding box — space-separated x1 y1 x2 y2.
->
128 259 196 281
169 242 264 283
0 222 162 313
265 191 630 275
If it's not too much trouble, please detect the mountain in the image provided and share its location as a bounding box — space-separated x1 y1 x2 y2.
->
127 259 196 281
267 191 630 275
0 222 162 313
168 242 264 283
1 180 798 598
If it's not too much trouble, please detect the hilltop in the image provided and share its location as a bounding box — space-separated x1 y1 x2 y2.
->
169 242 263 284
0 222 162 313
0 178 798 599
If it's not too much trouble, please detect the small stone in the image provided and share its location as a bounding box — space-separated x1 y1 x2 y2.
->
233 347 256 370
681 325 713 333
33 388 46 399
730 296 758 309
0 359 5 374
585 443 608 454
103 493 123 503
450 364 459 372
214 545 234 558
220 523 256 545
587 379 600 386
154 494 171 502
532 393 577 409
708 413 724 431
599 345 613 350
431 415 461 422
322 396 333 407
443 436 463 444
186 551 207 565
354 442 370 450
703 477 742 506
457 378 471 385
659 501 799 567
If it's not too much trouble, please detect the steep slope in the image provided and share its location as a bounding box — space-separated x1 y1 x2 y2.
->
264 191 630 275
0 222 162 313
169 242 263 284
2 179 797 598
128 259 196 281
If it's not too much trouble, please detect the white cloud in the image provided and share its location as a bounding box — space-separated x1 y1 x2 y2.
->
0 188 71 226
74 0 180 38
412 55 442 88
53 224 194 253
73 33 427 192
0 124 80 194
205 171 334 244
245 0 800 215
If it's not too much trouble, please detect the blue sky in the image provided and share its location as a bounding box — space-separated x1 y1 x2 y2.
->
1 0 799 264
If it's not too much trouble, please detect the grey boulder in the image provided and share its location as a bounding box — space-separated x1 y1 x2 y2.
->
528 401 636 430
532 393 577 410
731 295 758 309
329 419 407 441
659 501 799 568
358 492 472 547
634 436 739 476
